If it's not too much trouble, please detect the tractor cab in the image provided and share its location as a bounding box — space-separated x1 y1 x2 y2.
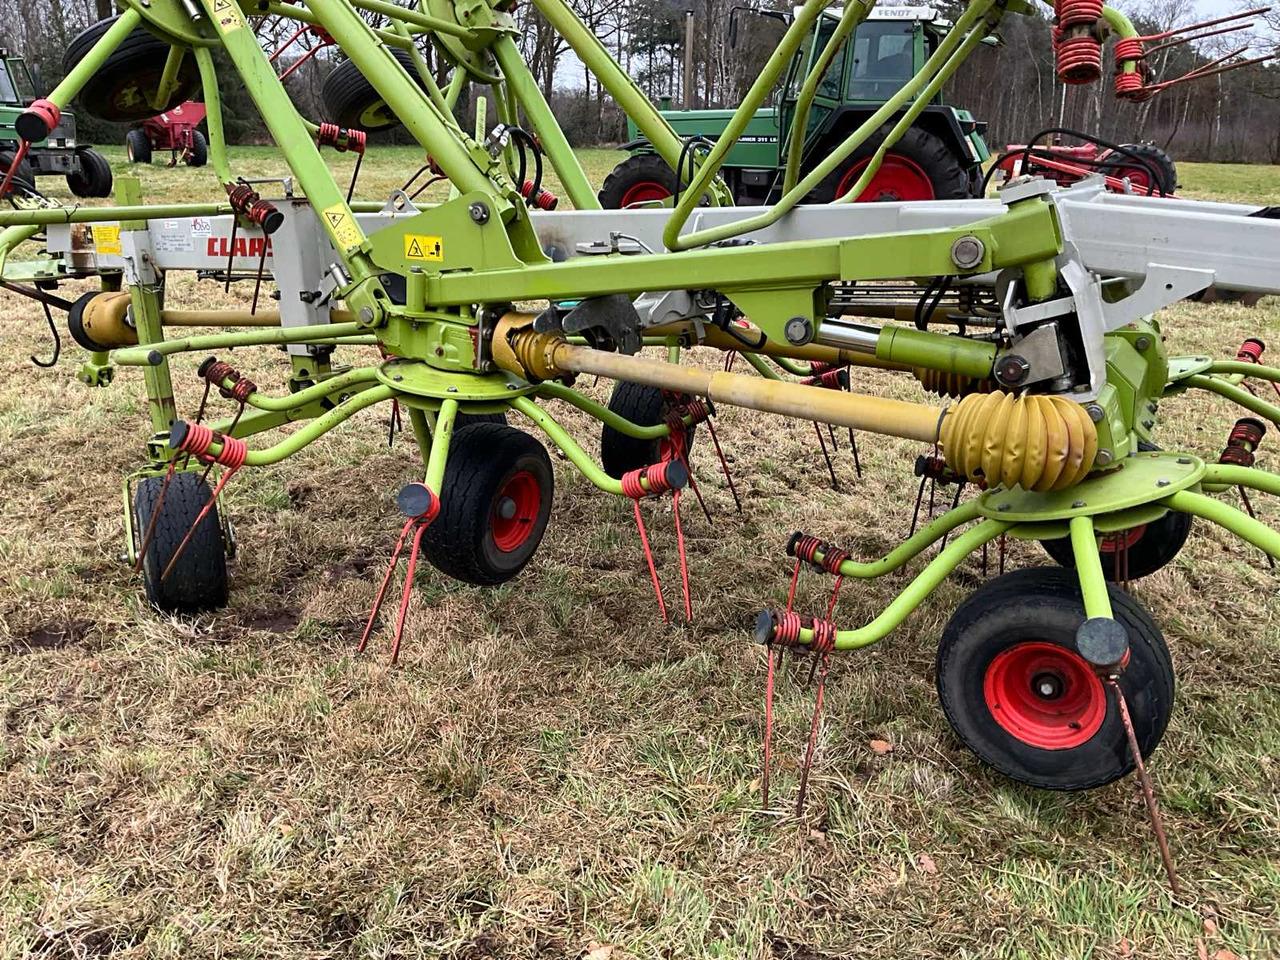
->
0 54 39 106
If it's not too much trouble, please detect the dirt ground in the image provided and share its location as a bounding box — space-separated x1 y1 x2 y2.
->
1 150 1279 959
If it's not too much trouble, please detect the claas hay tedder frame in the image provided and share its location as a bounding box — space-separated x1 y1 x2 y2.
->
2 0 1280 892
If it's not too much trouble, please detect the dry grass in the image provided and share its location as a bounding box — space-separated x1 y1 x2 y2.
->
1 151 1279 959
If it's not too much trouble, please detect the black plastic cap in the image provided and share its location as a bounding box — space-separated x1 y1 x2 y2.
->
147 349 164 366
197 356 218 378
1077 617 1129 670
261 209 285 235
397 482 438 519
786 531 804 557
1239 417 1268 441
168 419 190 450
664 459 689 491
1244 336 1266 352
754 609 775 645
14 111 51 143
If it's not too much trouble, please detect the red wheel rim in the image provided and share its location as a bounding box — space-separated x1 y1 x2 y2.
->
836 154 935 202
1100 524 1147 553
620 181 672 207
491 470 541 552
1111 165 1152 191
983 642 1106 749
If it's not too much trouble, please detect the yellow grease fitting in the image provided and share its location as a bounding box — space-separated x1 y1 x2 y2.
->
322 203 364 252
403 233 444 262
940 392 1098 492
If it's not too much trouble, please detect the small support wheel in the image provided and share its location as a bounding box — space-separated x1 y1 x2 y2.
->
63 17 200 122
600 381 695 480
132 471 229 614
422 423 554 586
1039 509 1192 581
936 568 1174 791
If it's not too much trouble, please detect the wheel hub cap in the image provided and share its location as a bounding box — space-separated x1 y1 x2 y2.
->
983 642 1106 749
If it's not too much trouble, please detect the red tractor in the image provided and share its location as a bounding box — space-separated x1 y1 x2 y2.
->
125 101 208 167
991 138 1178 195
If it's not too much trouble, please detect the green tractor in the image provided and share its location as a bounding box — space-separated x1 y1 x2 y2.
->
0 51 113 198
600 5 991 207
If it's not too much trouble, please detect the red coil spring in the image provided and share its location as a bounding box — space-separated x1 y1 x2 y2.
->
1237 338 1265 364
1220 418 1266 467
176 422 248 469
677 398 714 426
769 610 837 652
1057 35 1103 84
1113 36 1144 65
520 180 558 210
202 359 257 403
789 534 849 575
1056 0 1104 28
622 463 673 499
317 122 367 155
802 368 846 390
810 618 837 656
226 182 281 232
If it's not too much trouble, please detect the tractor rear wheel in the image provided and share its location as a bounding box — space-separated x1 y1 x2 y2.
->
599 154 679 209
1103 143 1177 195
133 471 230 614
64 16 201 122
936 568 1174 791
125 129 153 164
67 148 113 198
829 127 971 202
186 130 208 167
422 422 554 586
321 47 425 132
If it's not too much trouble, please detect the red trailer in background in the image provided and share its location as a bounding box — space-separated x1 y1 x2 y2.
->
125 101 208 167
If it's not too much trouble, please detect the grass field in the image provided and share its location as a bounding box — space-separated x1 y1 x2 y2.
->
2 147 1279 959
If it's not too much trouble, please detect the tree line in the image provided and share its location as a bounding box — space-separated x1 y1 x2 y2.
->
2 0 1277 161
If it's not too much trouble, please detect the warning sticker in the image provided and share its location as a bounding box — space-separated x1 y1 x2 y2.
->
93 225 122 256
211 0 243 33
403 233 444 262
322 203 363 251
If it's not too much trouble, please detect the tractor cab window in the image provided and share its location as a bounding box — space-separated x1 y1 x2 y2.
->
847 21 916 100
784 14 846 101
0 61 19 104
6 59 36 101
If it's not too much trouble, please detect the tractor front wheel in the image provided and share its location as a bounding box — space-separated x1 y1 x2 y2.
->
0 150 36 192
125 129 152 164
67 148 113 198
133 471 230 614
599 154 679 209
422 422 554 586
936 568 1174 791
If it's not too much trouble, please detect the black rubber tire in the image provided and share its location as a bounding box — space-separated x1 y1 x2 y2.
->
598 153 680 209
185 130 208 167
0 150 36 192
821 126 973 202
936 568 1174 791
125 128 153 164
67 148 113 198
1039 443 1191 580
321 48 425 132
1104 143 1177 196
1040 509 1193 581
422 423 554 586
453 411 507 428
133 471 229 614
63 16 201 123
600 381 695 480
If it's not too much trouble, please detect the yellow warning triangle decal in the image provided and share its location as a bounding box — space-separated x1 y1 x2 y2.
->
406 238 423 258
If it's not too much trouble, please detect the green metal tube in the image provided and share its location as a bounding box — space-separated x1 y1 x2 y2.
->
789 519 1010 650
1201 464 1280 498
219 367 380 412
152 45 186 112
535 382 670 439
802 500 985 579
426 398 458 490
1181 374 1280 425
1069 515 1114 619
832 20 992 205
193 385 397 466
408 406 433 464
112 322 363 365
1205 360 1280 383
304 0 495 198
877 325 997 379
492 36 599 211
391 20 455 121
665 0 996 250
444 69 467 112
510 395 624 495
47 8 141 107
265 1 415 50
348 0 473 38
783 1 871 194
0 202 231 227
742 351 784 380
193 46 233 183
769 355 813 377
1163 490 1280 559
